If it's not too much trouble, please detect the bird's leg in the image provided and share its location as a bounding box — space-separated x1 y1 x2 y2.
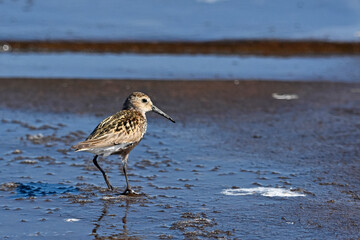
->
93 155 114 191
121 154 135 195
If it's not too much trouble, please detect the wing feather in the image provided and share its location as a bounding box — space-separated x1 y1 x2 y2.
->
72 110 147 151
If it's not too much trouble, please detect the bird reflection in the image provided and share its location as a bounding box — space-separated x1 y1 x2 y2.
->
91 198 134 239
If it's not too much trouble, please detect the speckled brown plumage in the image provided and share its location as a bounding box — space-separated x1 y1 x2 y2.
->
73 109 147 152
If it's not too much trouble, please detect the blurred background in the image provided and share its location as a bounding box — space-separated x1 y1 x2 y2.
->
1 0 360 82
1 1 360 239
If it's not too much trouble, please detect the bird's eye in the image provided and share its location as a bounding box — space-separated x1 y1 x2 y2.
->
142 98 148 103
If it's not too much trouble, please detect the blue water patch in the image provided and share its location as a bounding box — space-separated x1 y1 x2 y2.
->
0 0 359 41
16 182 78 197
1 53 359 82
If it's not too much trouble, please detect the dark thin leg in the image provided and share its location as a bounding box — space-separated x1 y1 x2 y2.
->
123 163 131 191
122 155 135 195
93 155 114 191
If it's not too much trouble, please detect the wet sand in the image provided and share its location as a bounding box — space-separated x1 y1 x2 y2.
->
1 78 359 115
0 78 359 239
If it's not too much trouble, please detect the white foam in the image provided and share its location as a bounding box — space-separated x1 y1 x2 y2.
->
65 218 80 222
1 44 11 52
272 93 299 100
20 160 38 164
221 187 306 197
101 196 120 200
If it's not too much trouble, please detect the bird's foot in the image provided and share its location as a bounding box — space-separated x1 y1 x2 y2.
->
107 184 114 191
121 188 137 195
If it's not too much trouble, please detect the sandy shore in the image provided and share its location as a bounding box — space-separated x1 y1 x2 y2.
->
1 78 358 115
4 40 360 56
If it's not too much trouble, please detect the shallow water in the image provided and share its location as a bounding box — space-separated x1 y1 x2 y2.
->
1 0 360 41
1 105 358 239
1 53 360 82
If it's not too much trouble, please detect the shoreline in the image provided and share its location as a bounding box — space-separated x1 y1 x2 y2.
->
2 39 360 56
1 78 359 116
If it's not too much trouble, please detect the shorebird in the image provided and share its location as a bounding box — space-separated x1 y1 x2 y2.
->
72 92 175 195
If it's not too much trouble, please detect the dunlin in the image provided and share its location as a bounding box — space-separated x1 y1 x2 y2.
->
72 92 175 195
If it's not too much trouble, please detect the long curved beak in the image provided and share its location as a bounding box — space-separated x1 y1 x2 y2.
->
152 105 175 123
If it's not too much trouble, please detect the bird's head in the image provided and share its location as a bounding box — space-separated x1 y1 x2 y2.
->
123 92 175 123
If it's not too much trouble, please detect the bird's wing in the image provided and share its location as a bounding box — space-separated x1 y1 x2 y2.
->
72 110 146 151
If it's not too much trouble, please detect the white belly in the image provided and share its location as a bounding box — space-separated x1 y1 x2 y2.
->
79 143 131 157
